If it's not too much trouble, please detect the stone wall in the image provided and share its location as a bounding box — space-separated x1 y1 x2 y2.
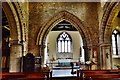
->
29 2 100 56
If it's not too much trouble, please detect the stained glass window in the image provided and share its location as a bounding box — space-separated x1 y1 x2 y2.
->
57 32 72 53
112 29 120 55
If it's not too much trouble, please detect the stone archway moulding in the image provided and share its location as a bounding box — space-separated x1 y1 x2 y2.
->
36 10 91 47
99 2 119 69
2 2 24 72
2 2 22 42
100 2 119 44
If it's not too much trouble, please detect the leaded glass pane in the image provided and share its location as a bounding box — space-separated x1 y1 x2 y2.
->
58 41 61 52
57 32 72 53
117 34 120 55
68 41 71 52
112 29 120 55
62 40 64 52
65 41 67 52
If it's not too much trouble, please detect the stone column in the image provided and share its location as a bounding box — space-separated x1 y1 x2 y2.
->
91 46 98 70
9 40 22 72
99 43 112 69
83 45 98 70
83 46 90 62
39 45 46 65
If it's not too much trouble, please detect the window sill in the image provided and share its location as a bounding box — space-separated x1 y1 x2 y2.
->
112 55 120 58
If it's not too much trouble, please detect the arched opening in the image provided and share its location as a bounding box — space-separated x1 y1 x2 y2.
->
37 11 91 70
44 20 85 67
2 8 10 72
2 2 23 72
99 2 120 69
44 20 85 77
111 14 120 69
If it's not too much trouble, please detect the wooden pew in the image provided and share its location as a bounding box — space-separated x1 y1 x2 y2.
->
83 74 120 80
23 72 50 80
1 72 26 79
18 73 47 80
0 71 52 80
77 69 120 80
25 71 52 80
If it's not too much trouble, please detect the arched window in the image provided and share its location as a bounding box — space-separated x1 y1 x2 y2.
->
57 32 72 53
112 29 120 55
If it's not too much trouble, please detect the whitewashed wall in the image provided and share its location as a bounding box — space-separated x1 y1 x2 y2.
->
46 31 83 63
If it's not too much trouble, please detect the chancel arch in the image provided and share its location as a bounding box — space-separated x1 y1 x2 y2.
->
57 32 72 53
36 11 92 65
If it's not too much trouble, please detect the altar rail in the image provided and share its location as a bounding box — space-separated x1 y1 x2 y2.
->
0 71 52 80
77 69 120 80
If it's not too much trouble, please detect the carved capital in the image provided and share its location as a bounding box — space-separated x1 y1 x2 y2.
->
99 43 111 47
39 45 46 48
9 40 19 46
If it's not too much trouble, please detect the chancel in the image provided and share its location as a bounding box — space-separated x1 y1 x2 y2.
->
1 1 120 80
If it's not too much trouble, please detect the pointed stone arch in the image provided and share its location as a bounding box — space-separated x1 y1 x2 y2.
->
36 11 91 47
2 2 23 72
2 2 22 42
36 11 92 63
99 2 120 69
100 2 119 44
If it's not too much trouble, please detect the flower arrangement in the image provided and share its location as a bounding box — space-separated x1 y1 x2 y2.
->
114 64 120 69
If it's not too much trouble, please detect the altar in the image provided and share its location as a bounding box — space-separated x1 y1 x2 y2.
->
50 59 79 67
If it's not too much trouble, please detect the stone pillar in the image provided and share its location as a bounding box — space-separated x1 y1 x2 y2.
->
83 46 90 62
91 46 98 70
39 45 46 65
99 43 112 69
83 45 98 70
9 40 22 72
88 46 92 61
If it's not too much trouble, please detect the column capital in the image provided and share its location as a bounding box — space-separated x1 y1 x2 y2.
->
83 46 88 49
9 40 26 46
99 42 111 47
39 44 46 48
9 40 19 46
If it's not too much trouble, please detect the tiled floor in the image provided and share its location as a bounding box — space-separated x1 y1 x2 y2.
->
52 67 78 78
52 69 77 77
52 70 77 80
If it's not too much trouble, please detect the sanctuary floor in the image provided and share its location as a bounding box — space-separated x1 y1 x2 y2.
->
52 67 78 77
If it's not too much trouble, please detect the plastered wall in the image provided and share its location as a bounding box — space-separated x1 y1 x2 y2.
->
47 31 82 61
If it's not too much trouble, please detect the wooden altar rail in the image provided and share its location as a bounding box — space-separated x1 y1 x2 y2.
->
77 69 120 80
0 71 52 80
